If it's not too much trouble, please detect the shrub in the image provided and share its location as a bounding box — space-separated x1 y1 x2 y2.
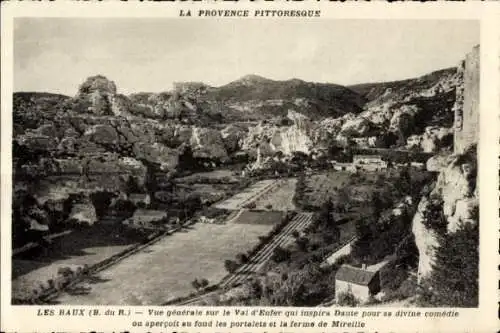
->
424 221 479 307
199 278 209 288
422 195 447 234
336 291 359 307
191 279 201 290
236 253 249 264
271 246 291 263
58 266 73 278
224 259 239 274
265 204 273 210
295 236 309 252
245 202 257 209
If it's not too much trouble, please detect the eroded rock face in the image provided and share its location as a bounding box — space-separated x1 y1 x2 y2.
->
426 154 452 172
133 142 179 171
190 127 228 160
413 150 477 282
406 126 453 153
412 197 440 281
412 46 479 283
340 116 374 137
241 115 314 156
221 124 247 154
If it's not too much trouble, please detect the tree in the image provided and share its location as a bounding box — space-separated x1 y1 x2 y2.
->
224 259 239 274
336 291 359 307
424 220 479 307
236 253 249 264
191 279 201 290
422 195 448 235
271 246 291 263
199 278 209 288
295 236 310 252
352 218 374 262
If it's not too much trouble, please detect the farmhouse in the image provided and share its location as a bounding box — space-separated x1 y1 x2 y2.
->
335 264 381 303
122 209 169 230
352 155 387 171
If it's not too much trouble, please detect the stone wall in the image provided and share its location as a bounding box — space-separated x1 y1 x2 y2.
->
454 45 480 154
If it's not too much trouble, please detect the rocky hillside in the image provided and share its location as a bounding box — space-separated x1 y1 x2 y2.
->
349 68 456 102
204 75 366 120
411 46 479 288
12 57 469 247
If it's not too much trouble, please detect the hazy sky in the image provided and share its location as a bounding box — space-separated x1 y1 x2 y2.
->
14 18 479 96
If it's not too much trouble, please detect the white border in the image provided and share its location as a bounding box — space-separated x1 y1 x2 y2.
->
1 2 499 332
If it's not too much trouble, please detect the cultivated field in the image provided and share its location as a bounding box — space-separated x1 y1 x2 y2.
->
214 179 278 210
12 225 140 300
220 212 314 288
303 172 352 207
232 210 284 225
174 169 239 184
53 211 282 305
253 178 297 211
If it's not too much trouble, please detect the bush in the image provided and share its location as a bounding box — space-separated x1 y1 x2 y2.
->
422 195 447 234
244 202 257 209
191 279 201 290
236 253 249 264
265 204 273 210
199 278 209 288
336 291 359 307
271 246 291 263
224 259 239 274
423 221 479 307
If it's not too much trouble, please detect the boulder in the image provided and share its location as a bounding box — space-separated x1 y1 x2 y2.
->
133 142 179 171
426 154 451 172
83 124 119 145
340 117 374 137
389 105 419 134
69 202 97 225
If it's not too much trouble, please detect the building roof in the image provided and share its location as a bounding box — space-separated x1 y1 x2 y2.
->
335 265 378 286
353 155 383 159
124 209 168 226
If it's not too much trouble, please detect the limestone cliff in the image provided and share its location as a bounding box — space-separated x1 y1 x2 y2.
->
412 46 479 283
241 111 313 156
412 149 478 281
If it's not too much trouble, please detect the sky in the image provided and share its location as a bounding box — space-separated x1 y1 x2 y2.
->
14 18 479 96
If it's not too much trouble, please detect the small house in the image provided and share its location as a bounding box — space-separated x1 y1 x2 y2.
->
352 154 387 171
335 264 381 303
122 209 168 230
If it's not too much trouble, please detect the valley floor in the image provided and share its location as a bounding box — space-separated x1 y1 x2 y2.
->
51 218 276 305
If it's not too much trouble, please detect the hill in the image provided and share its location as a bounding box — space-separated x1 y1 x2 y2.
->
349 68 457 102
204 75 366 120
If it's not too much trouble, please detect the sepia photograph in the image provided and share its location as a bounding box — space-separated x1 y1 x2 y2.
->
10 18 480 308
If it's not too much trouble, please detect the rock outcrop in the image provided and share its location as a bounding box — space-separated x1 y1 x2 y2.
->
406 126 453 153
412 46 479 283
241 111 314 156
454 45 480 154
412 150 478 282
